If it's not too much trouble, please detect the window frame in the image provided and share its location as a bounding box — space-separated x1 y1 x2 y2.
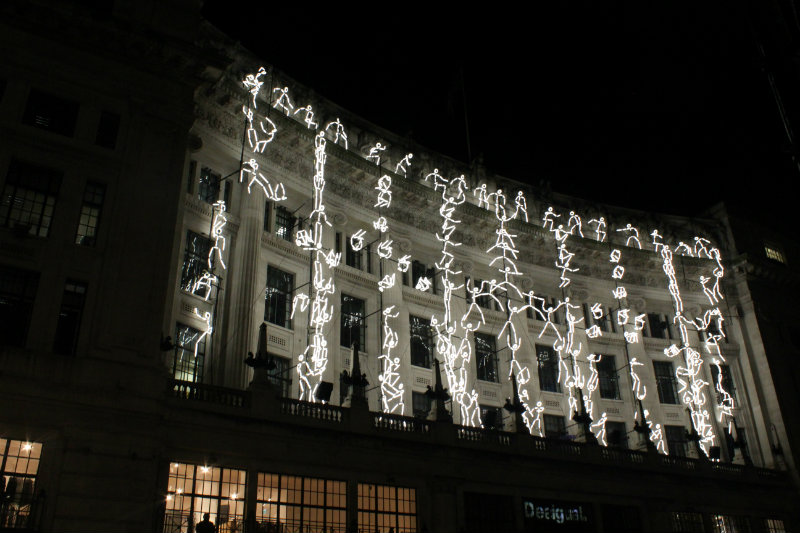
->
597 354 620 400
75 181 105 246
340 294 366 350
409 315 433 369
536 344 561 393
1 159 62 238
475 332 499 383
653 361 680 405
265 265 294 330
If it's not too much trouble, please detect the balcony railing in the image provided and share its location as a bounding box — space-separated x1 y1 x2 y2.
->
280 398 343 423
374 413 432 434
169 379 250 408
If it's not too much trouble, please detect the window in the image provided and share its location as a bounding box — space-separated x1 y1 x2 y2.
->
275 206 295 242
543 414 566 439
263 200 271 232
480 405 504 430
412 260 437 293
711 515 752 533
670 511 705 533
267 355 292 398
179 230 214 294
75 181 105 246
597 355 620 400
647 313 670 339
358 483 417 533
475 332 499 382
654 361 679 404
164 462 245 533
764 244 786 264
265 266 294 329
0 265 39 348
596 305 615 333
197 166 220 204
606 421 628 449
536 344 561 393
1 159 62 237
665 425 687 457
710 364 737 402
258 473 346 533
412 391 431 419
95 110 120 149
346 235 363 270
173 323 205 382
409 315 433 368
764 518 787 533
340 294 365 350
0 439 43 530
53 280 87 355
22 89 79 136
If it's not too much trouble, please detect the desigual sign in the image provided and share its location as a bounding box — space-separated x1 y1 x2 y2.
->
523 499 594 532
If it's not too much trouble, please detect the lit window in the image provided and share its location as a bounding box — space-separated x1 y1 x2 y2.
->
265 266 294 329
22 89 78 136
173 323 205 383
475 332 499 383
258 473 347 533
1 159 62 237
764 518 787 533
358 483 417 533
409 316 433 368
53 280 87 356
179 230 214 295
164 462 245 533
75 181 105 246
597 355 620 400
764 244 786 264
0 439 43 530
711 515 752 533
543 414 566 439
0 265 39 348
340 294 365 350
197 167 220 205
653 361 679 404
536 344 561 393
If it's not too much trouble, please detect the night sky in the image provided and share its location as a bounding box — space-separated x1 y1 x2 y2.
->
202 1 793 224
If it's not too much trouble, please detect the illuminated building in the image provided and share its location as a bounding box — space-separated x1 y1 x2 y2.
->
0 1 798 532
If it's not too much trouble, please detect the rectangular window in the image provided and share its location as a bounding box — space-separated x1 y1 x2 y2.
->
267 355 292 398
0 439 43 530
180 230 214 295
23 89 79 136
263 200 271 232
409 315 433 368
412 391 431 419
665 425 687 457
358 483 417 533
1 159 62 237
341 294 365 350
536 344 561 393
710 364 737 403
173 323 205 383
648 313 670 339
597 355 620 400
475 332 499 382
480 405 504 430
95 110 120 149
164 462 246 533
764 518 787 533
654 361 679 404
197 167 220 204
0 265 39 348
596 305 615 333
764 244 786 264
606 421 628 449
670 511 705 533
473 278 495 310
265 266 293 329
711 515 752 533
346 235 363 270
275 206 295 242
53 280 87 356
258 473 347 533
543 414 566 439
75 181 105 246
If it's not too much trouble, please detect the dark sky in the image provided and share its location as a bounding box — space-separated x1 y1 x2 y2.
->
202 2 793 220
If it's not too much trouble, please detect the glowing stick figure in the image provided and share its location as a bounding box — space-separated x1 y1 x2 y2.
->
378 273 396 292
624 331 639 343
395 153 413 176
709 248 725 302
191 271 218 301
617 308 629 325
272 86 294 115
474 184 491 209
612 286 627 300
415 277 432 292
567 211 584 237
349 230 366 251
242 66 266 108
366 142 386 165
699 276 718 305
651 229 665 254
242 106 276 153
377 239 393 259
293 104 318 129
591 412 608 446
616 224 641 249
515 191 528 222
239 159 286 200
634 314 646 331
374 175 392 208
630 358 646 400
424 168 448 189
612 265 625 279
537 298 565 339
674 241 694 257
647 415 666 454
532 401 545 436
209 201 227 270
694 236 711 258
397 255 411 272
192 308 213 359
325 118 348 148
588 217 607 242
542 207 560 231
373 217 388 232
591 303 604 320
586 325 602 339
609 249 621 263
291 293 309 319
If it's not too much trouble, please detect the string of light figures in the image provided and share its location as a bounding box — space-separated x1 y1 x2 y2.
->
208 201 227 270
241 68 276 154
239 159 287 201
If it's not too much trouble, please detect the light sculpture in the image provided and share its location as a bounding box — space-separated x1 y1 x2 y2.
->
397 255 411 272
586 325 602 339
591 412 608 446
242 106 276 153
674 241 694 257
515 191 528 222
616 224 642 249
191 271 218 301
567 211 584 238
240 159 287 200
377 239 393 259
378 306 405 413
542 207 560 231
325 118 348 149
193 308 213 360
588 217 607 242
651 229 665 254
378 273 396 292
242 67 267 108
366 142 386 165
374 175 392 208
208 201 227 270
395 153 413 176
373 217 388 232
294 105 318 129
349 230 366 252
272 86 294 115
612 265 625 279
415 277 432 292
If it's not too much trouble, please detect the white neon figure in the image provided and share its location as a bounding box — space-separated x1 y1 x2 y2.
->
634 314 646 331
272 86 294 115
290 293 309 320
325 118 348 148
542 207 560 231
515 191 528 222
208 201 227 270
624 331 639 344
694 236 711 258
415 277 432 292
242 66 266 108
649 229 664 254
373 217 388 232
397 255 411 273
586 325 602 339
349 230 366 252
531 401 545 437
366 142 386 165
591 412 608 446
616 224 641 249
378 306 405 414
612 265 625 280
192 308 213 360
674 241 694 257
395 153 413 176
424 168 449 190
377 239 393 259
567 211 584 237
629 358 647 401
610 249 621 263
591 303 604 320
374 175 392 208
240 159 287 200
709 248 725 303
612 286 627 300
644 411 667 454
296 132 336 402
191 271 217 301
588 216 607 242
711 358 735 422
617 308 629 325
242 106 276 153
473 184 491 209
293 104 318 129
378 273 396 292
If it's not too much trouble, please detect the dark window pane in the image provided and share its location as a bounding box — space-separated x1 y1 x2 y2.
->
341 294 365 349
95 110 120 149
606 421 628 449
1 159 62 237
173 323 205 382
0 266 39 348
267 355 292 397
654 361 679 404
197 167 220 204
412 391 431 418
265 266 293 329
75 181 105 246
275 206 295 242
597 354 620 400
23 89 79 136
711 364 737 403
665 425 687 457
537 344 561 393
180 230 214 295
475 333 498 382
346 235 362 270
409 316 432 368
53 280 87 355
543 414 566 439
480 405 503 430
